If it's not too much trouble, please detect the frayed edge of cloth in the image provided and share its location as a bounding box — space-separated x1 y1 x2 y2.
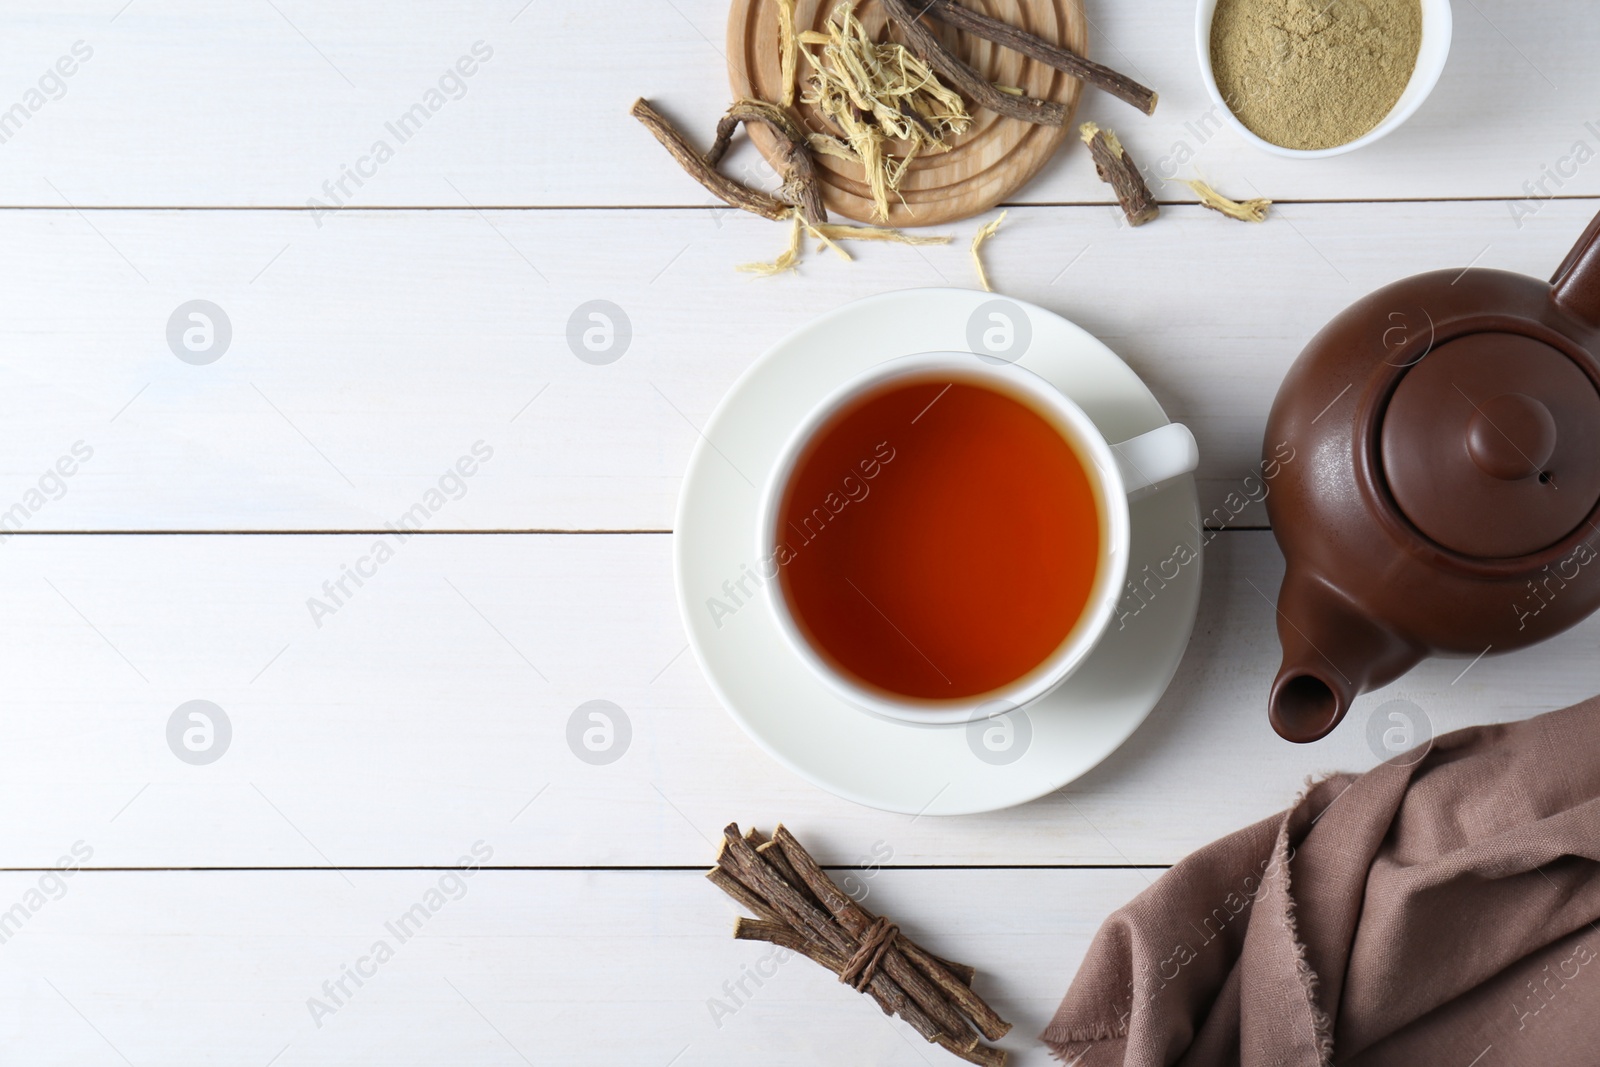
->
1041 1012 1129 1063
1280 784 1337 1066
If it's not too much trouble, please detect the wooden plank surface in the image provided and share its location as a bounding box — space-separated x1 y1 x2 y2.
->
3 198 1596 532
0 1 1594 207
0 867 1144 1065
7 3 1600 1063
0 529 1592 870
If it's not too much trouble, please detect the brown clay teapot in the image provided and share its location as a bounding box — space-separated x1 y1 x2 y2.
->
1264 208 1600 742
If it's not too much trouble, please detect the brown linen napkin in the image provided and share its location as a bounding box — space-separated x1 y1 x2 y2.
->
1042 696 1600 1066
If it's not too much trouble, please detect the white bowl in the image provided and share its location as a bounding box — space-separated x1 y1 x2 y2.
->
1195 0 1453 158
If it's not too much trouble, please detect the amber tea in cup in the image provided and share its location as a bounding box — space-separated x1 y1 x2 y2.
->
776 374 1103 700
759 352 1197 725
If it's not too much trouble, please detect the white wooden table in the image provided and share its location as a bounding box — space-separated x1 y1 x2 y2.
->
1 2 1596 1062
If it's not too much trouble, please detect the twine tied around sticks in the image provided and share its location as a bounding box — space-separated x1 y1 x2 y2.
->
839 915 900 991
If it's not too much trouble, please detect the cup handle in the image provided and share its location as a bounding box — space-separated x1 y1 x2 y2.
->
1111 423 1198 501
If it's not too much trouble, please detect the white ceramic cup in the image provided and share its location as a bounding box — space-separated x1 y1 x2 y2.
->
1196 0 1453 159
757 352 1199 725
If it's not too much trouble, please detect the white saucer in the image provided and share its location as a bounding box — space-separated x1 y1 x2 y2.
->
673 289 1202 815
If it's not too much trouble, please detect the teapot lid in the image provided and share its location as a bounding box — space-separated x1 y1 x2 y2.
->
1380 332 1600 559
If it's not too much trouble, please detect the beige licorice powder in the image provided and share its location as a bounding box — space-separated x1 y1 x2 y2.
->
1211 0 1422 150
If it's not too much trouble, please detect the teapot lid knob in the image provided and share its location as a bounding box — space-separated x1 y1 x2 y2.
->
1465 393 1557 481
1380 333 1600 559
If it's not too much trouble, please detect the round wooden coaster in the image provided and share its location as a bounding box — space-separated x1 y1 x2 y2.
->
727 0 1087 227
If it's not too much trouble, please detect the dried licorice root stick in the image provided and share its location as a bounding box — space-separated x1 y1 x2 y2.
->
707 99 828 225
725 829 979 1049
712 828 947 1046
630 98 791 222
1183 177 1270 222
710 824 1011 1066
970 211 1006 293
735 913 992 1064
938 1036 1007 1067
760 838 982 1047
923 0 1157 115
734 921 1005 1067
770 825 1012 1043
1080 122 1158 226
880 0 1067 127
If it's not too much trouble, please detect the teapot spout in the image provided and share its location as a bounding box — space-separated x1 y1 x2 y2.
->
1268 570 1423 743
